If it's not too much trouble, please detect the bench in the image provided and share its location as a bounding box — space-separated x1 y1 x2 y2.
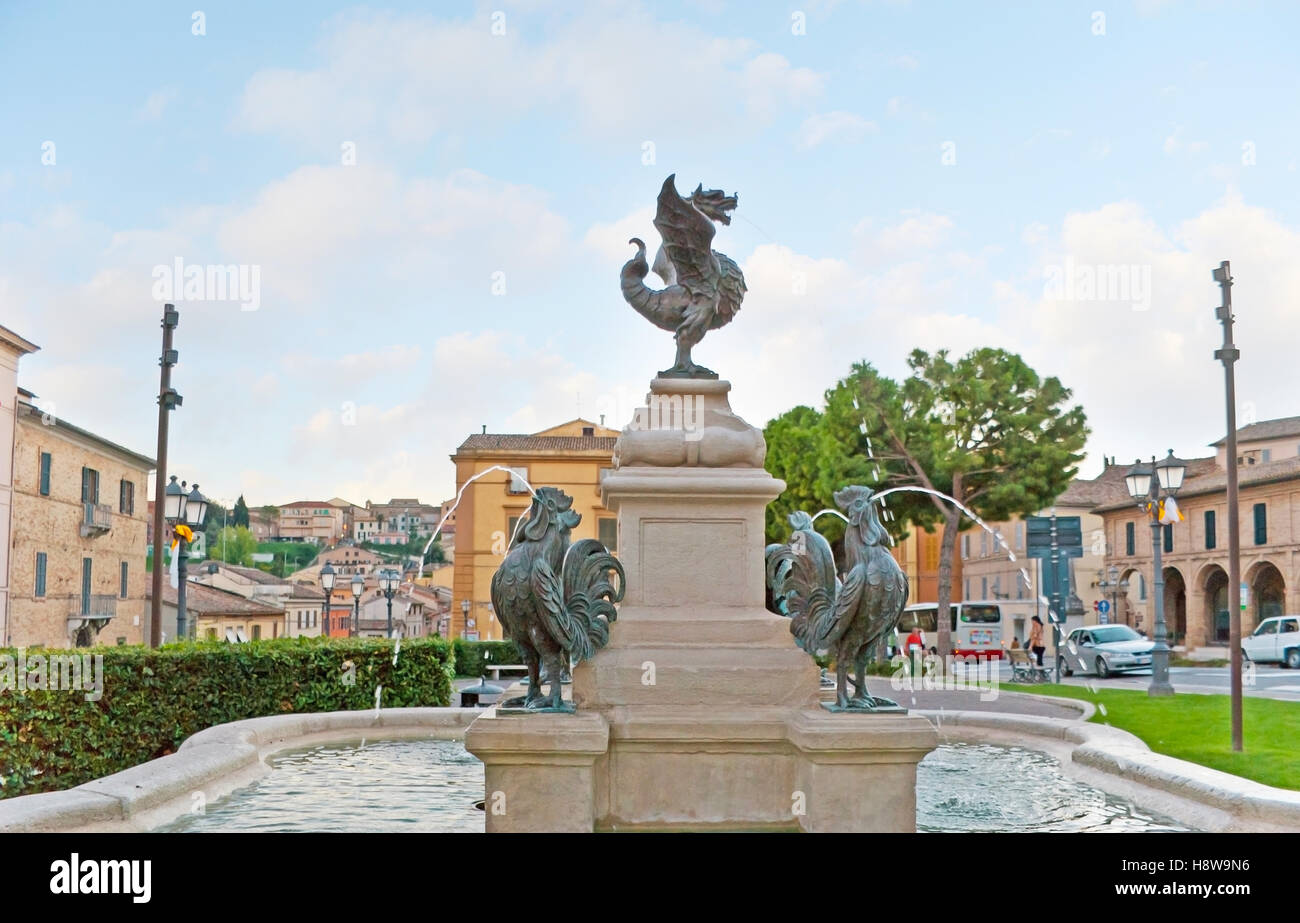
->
485 664 529 680
1006 648 1050 683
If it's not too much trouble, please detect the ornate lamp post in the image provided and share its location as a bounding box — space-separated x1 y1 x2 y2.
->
378 568 400 639
1125 450 1186 697
461 598 472 639
319 562 335 637
350 573 364 637
1096 564 1129 626
164 477 207 641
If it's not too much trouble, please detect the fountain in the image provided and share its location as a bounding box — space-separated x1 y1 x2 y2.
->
463 175 937 832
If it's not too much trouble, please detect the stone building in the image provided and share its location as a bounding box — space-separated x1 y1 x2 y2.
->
191 561 325 638
0 325 39 640
276 500 344 544
10 392 154 648
1096 418 1300 652
448 418 619 640
149 581 286 642
890 524 963 605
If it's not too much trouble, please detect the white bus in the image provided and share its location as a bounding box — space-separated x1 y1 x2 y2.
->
896 600 1064 660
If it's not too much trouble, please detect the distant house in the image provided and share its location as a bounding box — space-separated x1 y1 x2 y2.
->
277 501 344 544
191 561 325 638
147 581 286 642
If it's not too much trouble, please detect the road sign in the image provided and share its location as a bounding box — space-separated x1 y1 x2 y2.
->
1025 515 1084 559
1240 582 1249 610
1097 599 1111 614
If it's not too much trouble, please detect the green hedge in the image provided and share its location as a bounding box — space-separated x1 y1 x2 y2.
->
452 639 523 677
0 636 454 800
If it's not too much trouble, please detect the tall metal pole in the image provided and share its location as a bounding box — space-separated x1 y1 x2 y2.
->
149 305 179 648
1214 261 1244 751
1148 467 1174 696
386 590 394 639
1050 512 1061 682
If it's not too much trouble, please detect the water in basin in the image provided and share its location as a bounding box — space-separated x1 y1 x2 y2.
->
157 738 1189 832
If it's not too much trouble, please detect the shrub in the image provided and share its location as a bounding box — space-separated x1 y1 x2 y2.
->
452 639 523 677
0 636 453 800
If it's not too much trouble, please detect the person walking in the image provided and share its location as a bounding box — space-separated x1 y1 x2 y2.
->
1028 615 1046 667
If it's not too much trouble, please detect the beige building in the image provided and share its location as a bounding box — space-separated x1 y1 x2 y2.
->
958 462 1127 624
10 392 154 648
1096 418 1300 652
277 501 344 544
366 498 441 538
191 561 325 638
0 326 39 640
449 418 619 640
149 581 287 641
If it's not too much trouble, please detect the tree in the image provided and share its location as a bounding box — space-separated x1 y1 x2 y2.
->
202 499 230 550
767 348 1089 657
232 495 250 528
212 525 258 566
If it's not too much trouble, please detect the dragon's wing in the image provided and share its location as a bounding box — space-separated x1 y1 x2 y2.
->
653 174 720 298
709 251 746 328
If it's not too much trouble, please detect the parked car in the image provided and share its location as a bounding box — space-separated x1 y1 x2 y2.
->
1241 615 1300 668
1058 624 1154 678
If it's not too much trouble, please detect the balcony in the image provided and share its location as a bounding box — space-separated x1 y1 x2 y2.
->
80 502 113 537
67 594 117 646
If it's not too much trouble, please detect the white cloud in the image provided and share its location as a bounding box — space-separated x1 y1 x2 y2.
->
138 88 178 121
795 111 877 150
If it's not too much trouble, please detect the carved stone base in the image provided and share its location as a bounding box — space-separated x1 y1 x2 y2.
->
612 378 765 468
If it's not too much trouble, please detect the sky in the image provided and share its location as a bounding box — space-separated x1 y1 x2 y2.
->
3 0 1299 511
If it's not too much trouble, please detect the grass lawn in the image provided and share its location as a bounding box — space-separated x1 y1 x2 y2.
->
1004 683 1300 790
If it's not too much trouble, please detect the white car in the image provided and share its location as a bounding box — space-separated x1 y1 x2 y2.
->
1058 624 1154 678
1241 616 1300 668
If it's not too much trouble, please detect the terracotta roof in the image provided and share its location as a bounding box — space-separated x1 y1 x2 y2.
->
1053 464 1131 508
1211 415 1300 447
147 581 285 615
289 584 325 600
280 500 338 509
455 434 617 453
215 563 284 585
1091 454 1300 512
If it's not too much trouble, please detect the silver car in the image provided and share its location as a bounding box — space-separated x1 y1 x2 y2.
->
1058 624 1155 678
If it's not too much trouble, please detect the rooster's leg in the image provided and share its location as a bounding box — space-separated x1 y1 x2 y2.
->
836 658 850 709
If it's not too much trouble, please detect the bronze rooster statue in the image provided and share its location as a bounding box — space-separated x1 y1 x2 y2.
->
765 486 908 711
490 487 625 712
620 174 747 379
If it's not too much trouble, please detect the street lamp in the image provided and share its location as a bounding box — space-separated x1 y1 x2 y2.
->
1096 564 1130 627
378 568 400 640
164 477 207 641
1125 450 1186 697
461 598 471 639
319 562 335 637
351 573 364 637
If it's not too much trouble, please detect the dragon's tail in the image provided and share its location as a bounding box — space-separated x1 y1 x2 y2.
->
558 539 626 663
621 238 688 331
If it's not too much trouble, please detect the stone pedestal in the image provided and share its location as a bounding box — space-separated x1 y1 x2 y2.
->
464 378 937 831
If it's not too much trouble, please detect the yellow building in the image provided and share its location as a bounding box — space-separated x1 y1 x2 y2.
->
449 419 619 640
890 524 962 606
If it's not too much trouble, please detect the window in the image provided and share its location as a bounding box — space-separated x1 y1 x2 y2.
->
1262 448 1271 462
81 467 99 504
581 426 595 436
507 467 530 494
35 552 47 597
979 532 987 556
252 625 262 640
961 534 970 559
1138 573 1147 600
980 577 987 598
1125 522 1135 556
598 517 618 553
1254 503 1267 545
1014 522 1024 550
119 561 128 599
38 452 51 496
992 576 1001 598
119 479 135 515
1162 523 1173 553
1204 510 1216 550
206 628 217 640
964 578 971 598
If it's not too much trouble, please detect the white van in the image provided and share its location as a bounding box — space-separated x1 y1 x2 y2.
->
1241 615 1300 668
897 601 1005 659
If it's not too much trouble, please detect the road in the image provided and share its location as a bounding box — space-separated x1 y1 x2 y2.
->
994 661 1300 701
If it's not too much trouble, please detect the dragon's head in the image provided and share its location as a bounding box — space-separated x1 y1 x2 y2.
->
833 485 887 546
522 486 582 542
690 184 738 225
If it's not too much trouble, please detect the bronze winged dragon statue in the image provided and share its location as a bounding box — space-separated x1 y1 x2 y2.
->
490 487 625 712
765 486 908 712
620 174 747 379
